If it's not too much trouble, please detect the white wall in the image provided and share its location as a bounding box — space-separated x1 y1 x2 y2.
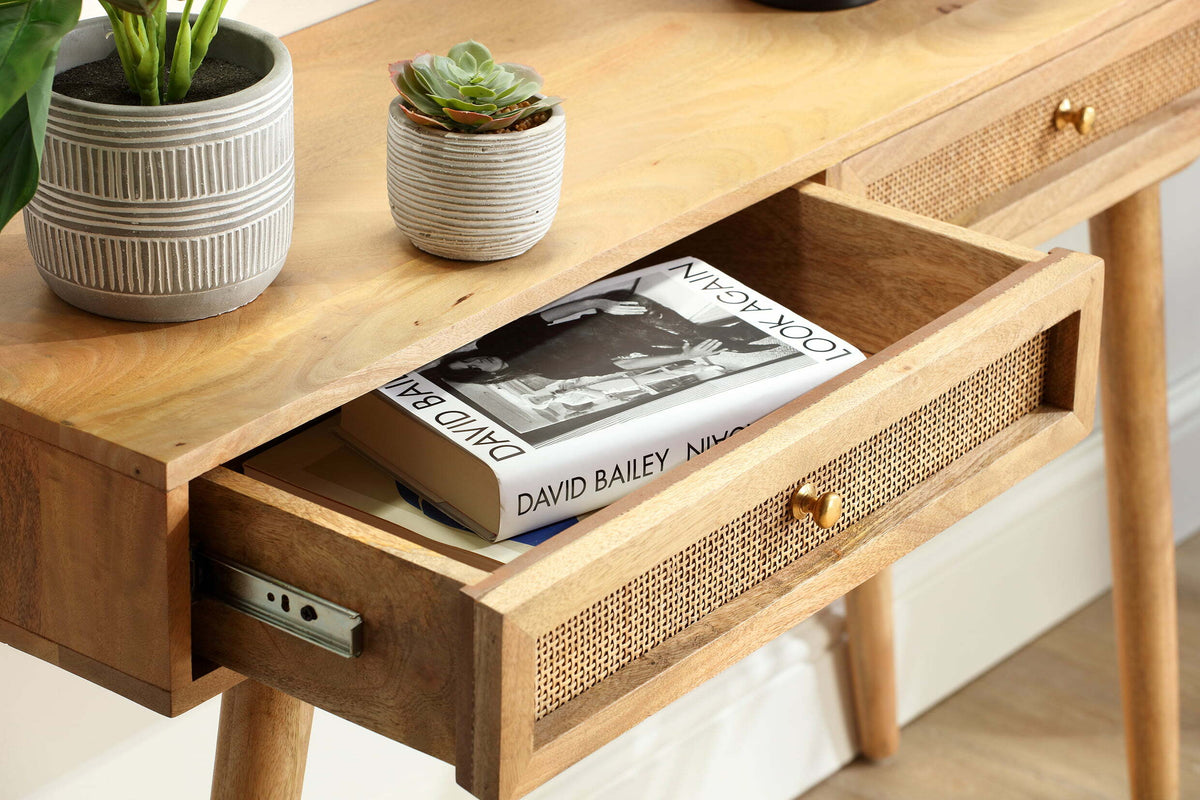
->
5 4 1200 799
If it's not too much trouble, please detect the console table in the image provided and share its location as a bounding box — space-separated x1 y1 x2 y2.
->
0 1 1188 798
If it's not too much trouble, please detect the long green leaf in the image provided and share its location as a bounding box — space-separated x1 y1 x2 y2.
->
0 0 81 116
0 41 56 231
165 0 192 102
152 0 164 89
187 0 226 78
138 6 159 104
99 1 137 89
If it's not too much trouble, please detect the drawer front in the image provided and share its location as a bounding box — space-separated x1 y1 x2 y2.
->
459 184 1103 800
834 1 1200 242
534 333 1049 721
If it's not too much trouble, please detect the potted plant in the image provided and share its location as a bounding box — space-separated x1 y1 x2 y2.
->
387 40 564 261
0 0 293 322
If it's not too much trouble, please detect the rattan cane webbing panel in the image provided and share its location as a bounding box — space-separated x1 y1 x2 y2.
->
534 332 1049 720
865 22 1200 224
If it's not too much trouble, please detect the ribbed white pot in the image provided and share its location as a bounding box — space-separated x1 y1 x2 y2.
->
23 16 294 322
386 98 566 261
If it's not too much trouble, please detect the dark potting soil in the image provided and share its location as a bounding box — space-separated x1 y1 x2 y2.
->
53 52 260 105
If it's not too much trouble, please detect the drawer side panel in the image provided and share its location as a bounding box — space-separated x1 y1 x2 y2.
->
534 331 1049 719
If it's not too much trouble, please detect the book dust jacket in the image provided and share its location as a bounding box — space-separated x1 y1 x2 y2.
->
362 257 865 539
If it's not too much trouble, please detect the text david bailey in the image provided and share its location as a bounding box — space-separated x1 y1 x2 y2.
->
516 424 745 517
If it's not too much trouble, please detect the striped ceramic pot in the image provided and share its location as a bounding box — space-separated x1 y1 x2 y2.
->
386 97 566 261
23 16 294 323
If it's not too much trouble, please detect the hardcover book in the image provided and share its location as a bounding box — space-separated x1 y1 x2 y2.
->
340 256 866 541
243 418 577 570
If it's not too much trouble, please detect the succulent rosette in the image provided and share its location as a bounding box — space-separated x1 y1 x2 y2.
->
389 40 562 132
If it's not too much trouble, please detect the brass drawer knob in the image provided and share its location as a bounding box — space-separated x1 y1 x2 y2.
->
1054 98 1096 135
790 483 844 528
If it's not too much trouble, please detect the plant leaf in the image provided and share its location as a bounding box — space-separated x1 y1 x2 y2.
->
411 54 456 99
165 0 193 102
427 93 497 113
0 0 81 117
455 83 495 99
433 54 469 84
391 64 443 116
448 40 492 71
187 0 227 77
475 110 524 132
399 104 452 130
516 95 561 119
98 1 136 88
499 62 543 89
0 41 56 230
483 69 515 96
494 79 539 105
443 107 492 126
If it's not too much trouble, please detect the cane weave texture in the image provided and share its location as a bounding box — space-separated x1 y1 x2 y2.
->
865 21 1200 224
534 332 1050 720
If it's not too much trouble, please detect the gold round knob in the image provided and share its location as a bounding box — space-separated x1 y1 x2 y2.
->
790 483 844 529
1054 98 1096 135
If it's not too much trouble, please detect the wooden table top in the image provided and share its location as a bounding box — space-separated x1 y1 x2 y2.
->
0 0 1151 490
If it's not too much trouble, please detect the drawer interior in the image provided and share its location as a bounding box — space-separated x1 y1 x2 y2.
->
205 182 1054 575
628 183 1038 356
190 182 1103 800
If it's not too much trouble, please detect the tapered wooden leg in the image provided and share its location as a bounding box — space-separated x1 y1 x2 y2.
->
845 568 899 760
1090 184 1180 800
211 680 315 800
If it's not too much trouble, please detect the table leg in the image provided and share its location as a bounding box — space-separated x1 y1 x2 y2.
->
211 680 315 800
845 568 899 760
1090 184 1180 800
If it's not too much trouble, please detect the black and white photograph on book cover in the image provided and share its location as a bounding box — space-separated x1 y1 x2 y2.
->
417 268 814 447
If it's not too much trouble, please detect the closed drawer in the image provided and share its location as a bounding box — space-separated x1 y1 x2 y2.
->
190 182 1102 800
831 0 1200 244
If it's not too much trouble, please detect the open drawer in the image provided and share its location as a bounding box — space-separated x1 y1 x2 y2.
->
189 182 1102 800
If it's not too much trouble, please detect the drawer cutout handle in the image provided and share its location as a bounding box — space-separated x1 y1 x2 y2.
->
1054 98 1096 135
790 483 844 529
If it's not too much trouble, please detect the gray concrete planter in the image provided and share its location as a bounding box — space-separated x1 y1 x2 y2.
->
386 98 566 261
23 15 294 322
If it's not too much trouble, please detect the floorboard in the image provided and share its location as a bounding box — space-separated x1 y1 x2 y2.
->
801 532 1200 799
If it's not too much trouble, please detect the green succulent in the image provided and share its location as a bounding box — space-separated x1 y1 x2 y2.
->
389 40 561 133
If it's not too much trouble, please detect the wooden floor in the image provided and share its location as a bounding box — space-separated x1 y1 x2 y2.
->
803 533 1200 799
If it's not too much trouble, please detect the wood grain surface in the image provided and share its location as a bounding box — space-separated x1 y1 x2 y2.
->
845 570 900 761
1090 186 1181 800
0 423 198 698
190 467 486 763
210 680 314 800
0 0 1154 490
